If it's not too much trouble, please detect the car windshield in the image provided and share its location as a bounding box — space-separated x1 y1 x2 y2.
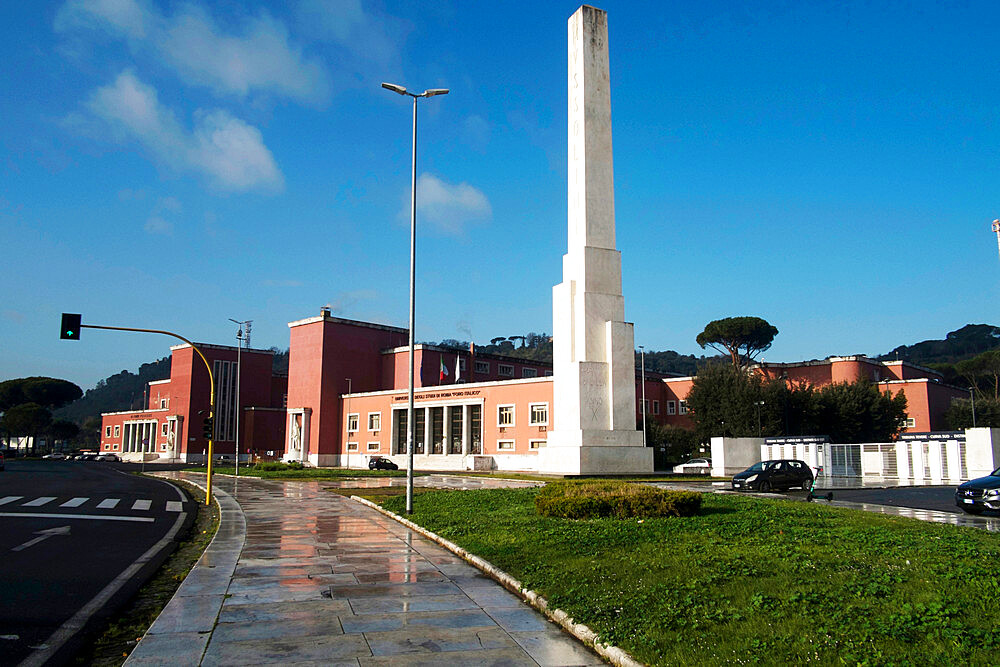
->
991 467 1000 477
745 461 772 472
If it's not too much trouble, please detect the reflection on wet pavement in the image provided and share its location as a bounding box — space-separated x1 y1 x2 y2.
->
128 472 601 666
327 474 544 489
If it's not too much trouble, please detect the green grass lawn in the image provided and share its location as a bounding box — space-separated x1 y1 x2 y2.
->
382 488 1000 665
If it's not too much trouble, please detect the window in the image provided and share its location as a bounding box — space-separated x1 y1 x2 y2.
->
347 442 359 452
113 443 119 451
544 370 553 376
529 403 548 426
475 361 490 374
161 423 168 436
529 439 546 450
368 412 381 432
458 358 467 372
498 405 515 427
653 400 660 415
367 442 380 451
105 426 112 437
114 425 120 438
347 413 359 432
901 417 916 428
498 364 514 377
667 401 676 415
522 368 538 378
159 398 168 409
643 399 650 413
283 394 288 408
497 440 515 451
679 400 688 415
469 405 482 455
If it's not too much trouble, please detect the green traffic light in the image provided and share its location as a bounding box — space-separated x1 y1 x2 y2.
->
60 313 82 340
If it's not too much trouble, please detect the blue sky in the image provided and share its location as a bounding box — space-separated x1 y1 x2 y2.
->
3 0 999 392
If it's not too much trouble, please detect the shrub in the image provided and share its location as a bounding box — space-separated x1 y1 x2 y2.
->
254 460 305 471
535 480 701 519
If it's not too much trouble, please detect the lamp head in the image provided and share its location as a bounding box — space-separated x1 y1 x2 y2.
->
381 82 407 95
423 88 449 97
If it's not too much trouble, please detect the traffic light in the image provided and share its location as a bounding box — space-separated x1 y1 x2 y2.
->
202 416 214 440
60 313 81 340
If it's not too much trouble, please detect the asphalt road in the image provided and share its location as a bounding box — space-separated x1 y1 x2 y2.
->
825 485 962 514
0 460 193 666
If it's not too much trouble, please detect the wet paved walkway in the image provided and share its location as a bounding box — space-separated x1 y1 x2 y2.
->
126 472 602 666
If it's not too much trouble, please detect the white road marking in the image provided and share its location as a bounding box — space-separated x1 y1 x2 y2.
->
131 499 152 511
165 501 183 512
0 512 154 523
97 498 120 509
60 497 88 508
0 496 24 506
23 497 56 507
12 526 71 552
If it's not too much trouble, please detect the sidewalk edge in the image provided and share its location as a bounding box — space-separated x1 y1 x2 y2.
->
352 495 643 667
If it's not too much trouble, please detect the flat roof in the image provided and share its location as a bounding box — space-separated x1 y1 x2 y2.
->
288 312 408 335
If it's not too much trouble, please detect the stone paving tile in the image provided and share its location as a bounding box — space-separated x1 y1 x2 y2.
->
226 573 358 594
211 616 345 644
218 599 353 623
364 626 520 656
200 634 372 666
329 581 464 599
358 647 538 666
234 563 335 577
463 586 532 608
348 594 483 615
353 570 449 584
339 609 496 634
144 595 221 634
126 631 212 665
485 607 560 633
509 631 606 666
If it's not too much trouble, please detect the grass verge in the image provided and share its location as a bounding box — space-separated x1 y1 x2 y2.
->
382 487 1000 665
73 479 220 666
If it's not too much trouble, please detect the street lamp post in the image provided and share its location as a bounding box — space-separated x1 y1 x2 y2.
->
639 345 647 448
970 388 977 428
755 400 765 437
229 318 251 477
382 82 449 515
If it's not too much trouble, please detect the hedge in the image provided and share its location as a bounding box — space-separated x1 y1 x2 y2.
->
535 480 702 519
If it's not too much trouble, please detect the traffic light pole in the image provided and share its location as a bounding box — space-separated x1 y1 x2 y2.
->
73 323 216 506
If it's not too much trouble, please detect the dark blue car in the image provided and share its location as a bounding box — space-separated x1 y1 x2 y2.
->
955 467 1000 514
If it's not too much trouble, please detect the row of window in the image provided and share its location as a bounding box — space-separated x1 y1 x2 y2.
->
642 399 688 416
470 360 551 378
351 439 548 453
105 422 172 438
348 403 550 433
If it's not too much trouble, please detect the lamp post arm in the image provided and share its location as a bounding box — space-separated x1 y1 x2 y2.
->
81 323 216 505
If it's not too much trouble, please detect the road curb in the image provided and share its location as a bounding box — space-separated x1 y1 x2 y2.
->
352 495 643 667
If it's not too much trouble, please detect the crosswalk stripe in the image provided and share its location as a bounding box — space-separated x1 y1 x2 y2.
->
0 496 24 506
60 497 88 508
131 499 152 511
166 501 183 512
97 499 120 509
23 497 56 507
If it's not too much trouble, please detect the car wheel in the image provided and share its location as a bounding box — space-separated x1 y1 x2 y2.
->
961 506 984 515
802 479 813 491
759 481 771 493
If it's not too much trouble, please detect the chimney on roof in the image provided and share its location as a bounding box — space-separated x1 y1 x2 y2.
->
321 306 331 318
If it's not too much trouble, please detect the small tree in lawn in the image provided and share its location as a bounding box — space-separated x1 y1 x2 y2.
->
696 317 779 368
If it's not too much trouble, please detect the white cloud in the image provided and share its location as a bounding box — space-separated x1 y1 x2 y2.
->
156 195 181 212
412 173 492 235
294 0 398 68
85 70 283 192
57 0 329 105
144 215 172 235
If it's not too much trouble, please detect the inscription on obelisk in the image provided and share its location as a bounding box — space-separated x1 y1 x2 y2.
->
540 5 653 475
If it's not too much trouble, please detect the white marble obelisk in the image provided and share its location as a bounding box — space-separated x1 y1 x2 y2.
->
540 5 653 475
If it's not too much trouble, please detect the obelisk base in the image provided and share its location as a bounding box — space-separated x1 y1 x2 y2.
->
539 429 651 475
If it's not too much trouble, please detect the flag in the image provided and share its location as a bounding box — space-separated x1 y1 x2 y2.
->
440 357 449 382
455 355 462 382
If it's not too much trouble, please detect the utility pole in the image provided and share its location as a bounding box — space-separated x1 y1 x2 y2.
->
229 318 252 477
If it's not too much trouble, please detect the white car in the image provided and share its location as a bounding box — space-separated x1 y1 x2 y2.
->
672 458 712 475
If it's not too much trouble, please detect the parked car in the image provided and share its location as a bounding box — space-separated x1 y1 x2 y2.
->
672 458 712 475
955 467 1000 514
42 453 66 460
368 456 399 471
732 459 813 492
97 453 121 462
